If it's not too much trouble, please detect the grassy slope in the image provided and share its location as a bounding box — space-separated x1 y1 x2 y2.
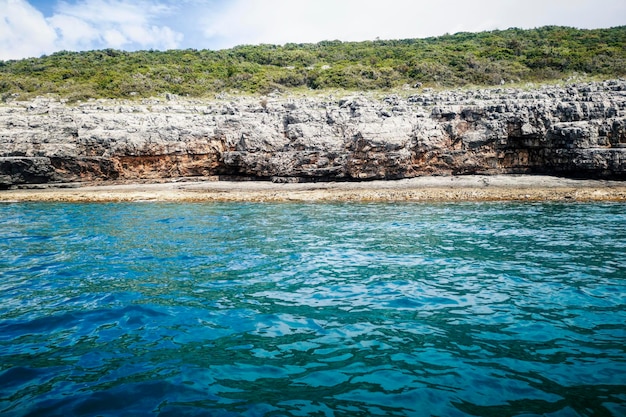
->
1 26 625 101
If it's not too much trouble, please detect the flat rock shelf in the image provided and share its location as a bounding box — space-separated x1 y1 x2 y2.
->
2 175 626 202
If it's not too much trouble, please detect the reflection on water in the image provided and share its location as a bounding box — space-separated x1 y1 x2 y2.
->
1 202 625 416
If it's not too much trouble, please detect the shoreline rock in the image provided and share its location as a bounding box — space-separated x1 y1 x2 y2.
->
1 80 625 189
1 175 625 203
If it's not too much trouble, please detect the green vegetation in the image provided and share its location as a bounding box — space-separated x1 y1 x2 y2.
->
1 26 625 101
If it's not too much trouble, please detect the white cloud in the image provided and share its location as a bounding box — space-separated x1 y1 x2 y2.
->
2 0 624 60
200 0 504 48
0 0 183 60
50 0 183 51
0 0 57 60
46 13 99 50
201 0 626 48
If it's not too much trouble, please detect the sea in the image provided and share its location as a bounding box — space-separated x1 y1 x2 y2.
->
0 202 625 417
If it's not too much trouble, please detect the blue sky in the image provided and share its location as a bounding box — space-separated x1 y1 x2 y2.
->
1 0 625 60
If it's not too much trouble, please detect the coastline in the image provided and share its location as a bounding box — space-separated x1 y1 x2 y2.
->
1 175 626 203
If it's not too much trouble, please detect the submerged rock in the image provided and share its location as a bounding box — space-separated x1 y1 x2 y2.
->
1 80 625 187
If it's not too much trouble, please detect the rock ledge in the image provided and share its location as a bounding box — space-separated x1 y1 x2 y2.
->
1 80 625 188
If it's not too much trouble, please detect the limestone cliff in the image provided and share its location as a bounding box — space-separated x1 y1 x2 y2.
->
1 80 625 188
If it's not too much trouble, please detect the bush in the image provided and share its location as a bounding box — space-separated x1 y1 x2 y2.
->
0 26 624 98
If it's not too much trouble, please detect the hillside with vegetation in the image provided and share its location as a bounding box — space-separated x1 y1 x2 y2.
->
1 26 625 101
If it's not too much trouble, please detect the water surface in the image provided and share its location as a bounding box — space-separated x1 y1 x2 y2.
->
1 202 625 416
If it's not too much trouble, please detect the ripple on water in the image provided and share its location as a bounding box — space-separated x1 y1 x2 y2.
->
0 202 625 416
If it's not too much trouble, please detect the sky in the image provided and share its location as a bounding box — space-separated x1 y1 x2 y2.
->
1 0 625 60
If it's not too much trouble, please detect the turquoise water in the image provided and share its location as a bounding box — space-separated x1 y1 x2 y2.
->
1 202 625 417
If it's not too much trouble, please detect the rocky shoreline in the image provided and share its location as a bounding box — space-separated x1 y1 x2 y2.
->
1 175 625 202
1 80 626 192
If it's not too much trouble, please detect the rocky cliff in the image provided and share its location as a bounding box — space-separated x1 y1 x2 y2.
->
1 80 625 188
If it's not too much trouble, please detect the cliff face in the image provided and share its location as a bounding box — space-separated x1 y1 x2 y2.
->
1 80 625 188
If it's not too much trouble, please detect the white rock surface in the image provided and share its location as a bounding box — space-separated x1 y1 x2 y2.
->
1 80 625 187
